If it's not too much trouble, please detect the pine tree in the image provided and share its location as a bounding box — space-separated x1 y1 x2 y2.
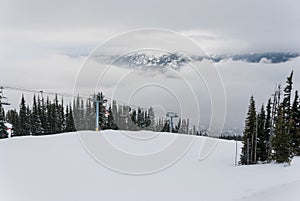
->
55 97 65 133
257 104 268 162
53 94 60 133
25 105 32 135
0 101 8 139
271 71 294 163
65 105 76 132
240 96 257 165
18 95 28 136
137 107 143 129
272 104 292 163
130 109 137 131
39 96 47 134
290 90 300 156
6 109 19 136
95 92 107 130
148 107 156 131
106 104 118 130
265 98 272 160
269 84 282 159
45 97 52 134
86 99 95 130
31 95 43 135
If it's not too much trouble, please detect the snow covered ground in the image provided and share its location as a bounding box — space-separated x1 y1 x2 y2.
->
0 130 299 201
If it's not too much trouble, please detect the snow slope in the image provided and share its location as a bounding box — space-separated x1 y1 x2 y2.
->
0 130 299 201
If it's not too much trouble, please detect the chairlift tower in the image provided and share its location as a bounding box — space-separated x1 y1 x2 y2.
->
89 95 107 131
166 112 178 133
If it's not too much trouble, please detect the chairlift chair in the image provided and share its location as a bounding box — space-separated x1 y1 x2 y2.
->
0 87 11 105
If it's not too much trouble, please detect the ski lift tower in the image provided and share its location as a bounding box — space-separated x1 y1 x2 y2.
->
89 95 107 131
166 112 178 133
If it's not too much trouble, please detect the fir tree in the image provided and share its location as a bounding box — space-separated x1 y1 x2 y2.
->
240 96 257 165
271 71 294 163
106 104 118 130
272 105 292 163
0 101 8 139
6 109 19 136
257 104 268 162
290 90 300 156
148 107 156 131
39 96 47 134
18 95 28 135
31 95 43 135
65 105 76 132
95 92 107 130
265 98 272 160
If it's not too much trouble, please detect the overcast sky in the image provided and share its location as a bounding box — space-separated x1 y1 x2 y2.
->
1 0 300 129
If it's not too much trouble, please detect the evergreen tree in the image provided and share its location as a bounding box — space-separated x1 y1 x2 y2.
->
45 97 52 134
65 105 76 132
0 101 8 139
56 97 65 133
265 98 272 160
106 104 118 130
31 95 43 135
53 94 60 133
272 104 292 163
86 99 95 130
269 84 282 158
18 95 28 135
148 107 156 131
283 71 293 119
39 96 47 134
290 90 300 156
179 119 187 134
257 104 268 162
137 107 143 128
271 71 294 163
130 109 137 131
162 120 170 132
240 96 257 165
174 118 181 133
95 92 107 130
6 109 19 136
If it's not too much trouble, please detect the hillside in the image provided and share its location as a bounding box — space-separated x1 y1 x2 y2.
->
0 130 299 201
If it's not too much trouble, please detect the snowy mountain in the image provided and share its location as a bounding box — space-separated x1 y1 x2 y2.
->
0 130 299 201
115 52 190 69
111 52 299 69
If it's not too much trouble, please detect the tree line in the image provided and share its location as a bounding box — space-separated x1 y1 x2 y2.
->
241 71 300 165
0 92 191 138
1 94 76 138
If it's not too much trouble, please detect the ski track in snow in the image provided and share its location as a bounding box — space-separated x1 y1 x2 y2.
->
233 179 300 201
